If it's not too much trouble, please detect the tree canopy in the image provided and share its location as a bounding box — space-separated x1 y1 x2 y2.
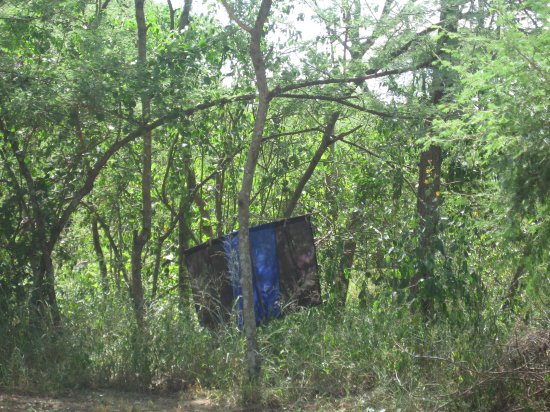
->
0 0 548 409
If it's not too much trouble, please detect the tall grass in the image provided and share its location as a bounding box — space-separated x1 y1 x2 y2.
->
1 288 547 410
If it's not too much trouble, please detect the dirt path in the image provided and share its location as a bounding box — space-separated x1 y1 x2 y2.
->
0 390 220 412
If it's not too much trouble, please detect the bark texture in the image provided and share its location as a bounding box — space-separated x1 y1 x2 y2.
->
412 1 459 312
130 0 152 333
6 129 61 325
222 0 273 403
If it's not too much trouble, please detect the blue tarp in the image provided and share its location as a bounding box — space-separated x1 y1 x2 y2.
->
184 214 321 328
223 223 282 326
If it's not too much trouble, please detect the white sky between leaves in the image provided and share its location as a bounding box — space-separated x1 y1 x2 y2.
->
156 0 324 40
152 0 439 101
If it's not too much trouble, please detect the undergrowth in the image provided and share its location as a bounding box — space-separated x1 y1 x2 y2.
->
1 290 548 411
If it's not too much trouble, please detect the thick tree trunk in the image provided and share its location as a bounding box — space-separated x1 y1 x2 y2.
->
5 127 61 326
178 0 192 31
412 2 458 312
413 144 442 311
30 247 61 326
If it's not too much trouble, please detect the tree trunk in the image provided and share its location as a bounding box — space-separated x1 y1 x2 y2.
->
177 196 193 311
334 212 360 306
94 211 129 290
5 128 61 326
130 0 152 334
413 145 442 311
184 153 214 239
151 222 165 302
502 247 530 311
166 0 175 30
412 2 458 313
129 0 153 387
92 216 109 295
178 0 192 31
283 112 339 218
30 247 61 327
215 170 225 237
335 238 356 305
221 0 272 405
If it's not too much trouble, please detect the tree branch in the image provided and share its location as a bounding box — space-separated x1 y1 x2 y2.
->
355 0 395 58
178 0 192 31
262 126 323 142
270 60 434 97
167 0 175 30
220 0 252 33
284 113 340 218
277 93 396 118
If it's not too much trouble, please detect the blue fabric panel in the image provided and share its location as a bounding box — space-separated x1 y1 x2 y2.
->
223 223 281 326
250 223 281 322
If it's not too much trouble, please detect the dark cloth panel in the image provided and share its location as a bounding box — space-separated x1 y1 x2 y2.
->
185 240 231 328
208 241 233 324
275 215 322 309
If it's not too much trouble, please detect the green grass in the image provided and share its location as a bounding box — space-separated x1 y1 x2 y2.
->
1 290 548 411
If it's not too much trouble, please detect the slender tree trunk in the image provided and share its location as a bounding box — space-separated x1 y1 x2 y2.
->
167 0 175 30
240 4 272 399
178 140 201 312
184 154 214 239
130 0 152 334
177 196 192 311
335 239 356 305
151 222 165 302
129 0 153 387
92 216 109 295
334 212 360 306
215 170 225 237
221 0 272 405
283 113 339 218
502 247 530 311
94 212 129 289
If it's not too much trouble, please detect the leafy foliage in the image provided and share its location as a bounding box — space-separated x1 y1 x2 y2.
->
0 0 548 410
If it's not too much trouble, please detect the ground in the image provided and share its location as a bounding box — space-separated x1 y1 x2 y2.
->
0 390 218 412
0 389 383 411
